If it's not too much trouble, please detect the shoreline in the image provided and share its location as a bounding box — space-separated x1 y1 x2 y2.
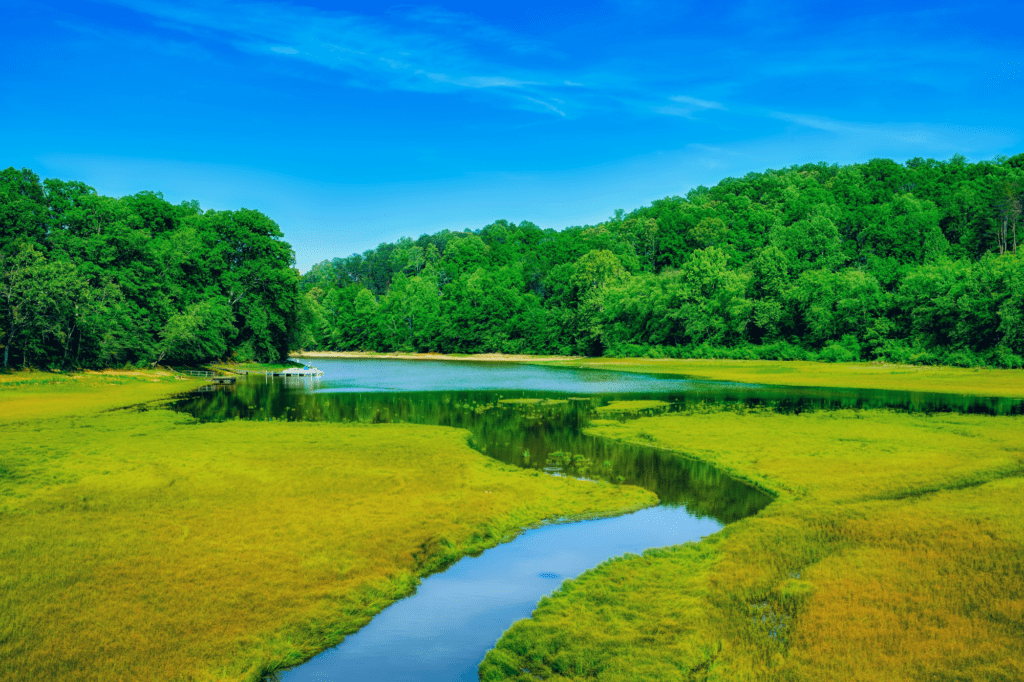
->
287 352 1024 399
289 350 580 363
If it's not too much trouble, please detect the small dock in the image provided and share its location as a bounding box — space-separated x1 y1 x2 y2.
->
175 365 323 384
270 365 323 377
172 368 236 384
177 369 216 378
208 365 323 377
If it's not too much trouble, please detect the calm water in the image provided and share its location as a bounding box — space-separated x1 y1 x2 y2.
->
169 358 1021 682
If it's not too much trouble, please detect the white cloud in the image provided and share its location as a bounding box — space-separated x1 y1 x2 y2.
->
669 95 726 110
107 0 572 114
523 97 566 117
653 95 727 119
388 5 549 55
768 111 1019 154
770 111 857 133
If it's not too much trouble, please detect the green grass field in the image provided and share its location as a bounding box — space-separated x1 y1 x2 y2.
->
0 371 655 681
481 401 1024 681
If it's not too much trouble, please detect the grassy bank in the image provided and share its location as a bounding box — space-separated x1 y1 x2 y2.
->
0 371 655 681
548 357 1024 399
481 404 1024 681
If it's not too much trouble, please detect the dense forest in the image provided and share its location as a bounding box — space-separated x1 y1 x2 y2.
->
3 154 1023 370
296 154 1024 367
0 167 298 368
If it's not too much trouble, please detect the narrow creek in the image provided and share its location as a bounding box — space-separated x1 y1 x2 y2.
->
169 358 1022 682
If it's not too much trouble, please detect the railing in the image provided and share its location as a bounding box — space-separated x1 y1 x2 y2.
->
176 369 215 378
209 366 248 375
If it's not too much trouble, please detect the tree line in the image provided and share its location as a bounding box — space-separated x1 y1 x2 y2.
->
295 153 1024 367
4 154 1023 370
0 168 298 369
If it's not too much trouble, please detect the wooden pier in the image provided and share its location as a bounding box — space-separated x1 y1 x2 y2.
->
176 365 323 383
177 369 216 378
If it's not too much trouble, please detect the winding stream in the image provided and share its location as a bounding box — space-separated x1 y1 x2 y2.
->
170 358 1022 681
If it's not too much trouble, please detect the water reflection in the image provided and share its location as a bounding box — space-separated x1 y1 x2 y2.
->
166 358 1021 682
170 362 778 522
170 359 1020 521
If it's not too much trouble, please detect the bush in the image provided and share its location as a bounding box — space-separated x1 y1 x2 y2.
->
818 335 862 363
754 341 814 361
871 340 939 365
942 348 983 368
986 346 1024 369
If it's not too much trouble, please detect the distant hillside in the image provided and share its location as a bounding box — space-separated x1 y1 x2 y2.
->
297 154 1024 367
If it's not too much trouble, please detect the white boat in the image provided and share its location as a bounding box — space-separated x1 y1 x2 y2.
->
275 364 324 377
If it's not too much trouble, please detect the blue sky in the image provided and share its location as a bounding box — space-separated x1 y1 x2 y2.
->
2 0 1022 271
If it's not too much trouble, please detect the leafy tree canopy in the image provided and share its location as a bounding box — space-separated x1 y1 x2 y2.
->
0 170 298 368
295 155 1024 368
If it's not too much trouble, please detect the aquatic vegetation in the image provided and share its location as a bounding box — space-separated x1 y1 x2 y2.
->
481 407 1024 681
593 399 671 416
0 373 655 681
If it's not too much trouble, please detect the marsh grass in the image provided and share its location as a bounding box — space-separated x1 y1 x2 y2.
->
593 400 671 417
0 372 655 681
550 357 1024 399
481 408 1024 681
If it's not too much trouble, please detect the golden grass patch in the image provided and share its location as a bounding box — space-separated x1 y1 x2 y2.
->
593 400 671 416
482 408 1024 681
0 374 655 681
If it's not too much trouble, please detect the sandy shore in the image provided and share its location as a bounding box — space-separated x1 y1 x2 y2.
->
289 350 580 363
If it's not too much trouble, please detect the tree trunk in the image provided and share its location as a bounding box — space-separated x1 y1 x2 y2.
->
1 326 18 368
1013 210 1019 255
61 323 77 370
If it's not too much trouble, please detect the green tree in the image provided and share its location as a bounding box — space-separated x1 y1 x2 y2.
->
0 242 46 367
152 299 233 366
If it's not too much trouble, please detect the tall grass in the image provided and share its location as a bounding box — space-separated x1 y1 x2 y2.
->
0 371 655 681
481 407 1024 681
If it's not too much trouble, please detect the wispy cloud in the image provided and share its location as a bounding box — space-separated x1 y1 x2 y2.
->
768 111 1018 153
56 15 214 63
670 95 725 110
387 5 551 56
95 0 1018 133
652 94 727 118
105 0 574 115
770 111 861 133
